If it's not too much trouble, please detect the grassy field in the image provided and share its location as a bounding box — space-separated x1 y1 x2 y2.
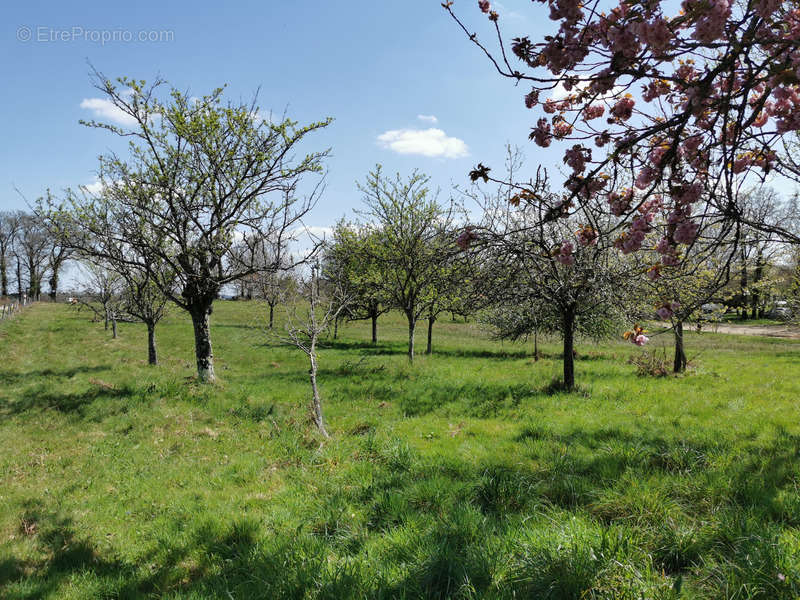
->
1 301 799 599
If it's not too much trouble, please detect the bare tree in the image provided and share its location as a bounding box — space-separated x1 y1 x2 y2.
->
272 264 349 438
0 212 19 298
15 214 49 301
77 260 124 337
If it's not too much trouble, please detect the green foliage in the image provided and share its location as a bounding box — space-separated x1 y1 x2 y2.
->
1 303 800 598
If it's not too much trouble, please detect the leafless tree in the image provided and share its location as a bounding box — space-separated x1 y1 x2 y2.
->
271 264 350 438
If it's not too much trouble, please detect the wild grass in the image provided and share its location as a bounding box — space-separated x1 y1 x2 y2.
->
1 301 799 599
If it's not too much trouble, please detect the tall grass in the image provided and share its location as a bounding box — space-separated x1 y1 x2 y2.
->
0 302 799 598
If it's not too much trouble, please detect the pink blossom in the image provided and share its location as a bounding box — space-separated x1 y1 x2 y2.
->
478 0 491 14
456 227 478 250
611 96 635 121
673 220 699 244
633 334 649 346
656 306 673 320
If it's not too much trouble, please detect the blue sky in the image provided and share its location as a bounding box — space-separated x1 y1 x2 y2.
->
1 0 553 228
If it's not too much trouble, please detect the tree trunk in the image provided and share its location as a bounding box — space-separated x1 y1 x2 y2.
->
425 314 435 355
190 306 216 383
673 320 687 373
333 316 339 340
16 258 22 302
147 322 158 365
0 253 7 297
406 312 416 363
308 347 329 438
111 315 118 339
104 305 109 330
49 272 58 302
562 307 575 390
534 329 539 361
740 249 748 320
371 312 378 344
268 303 275 329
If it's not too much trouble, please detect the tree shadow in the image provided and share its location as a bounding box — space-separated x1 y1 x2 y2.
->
0 382 134 418
0 365 110 386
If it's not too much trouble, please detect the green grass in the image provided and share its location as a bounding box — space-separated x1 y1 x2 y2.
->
1 301 799 599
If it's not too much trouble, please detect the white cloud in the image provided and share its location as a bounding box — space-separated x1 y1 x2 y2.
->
82 179 104 195
79 97 138 127
377 128 469 159
417 114 438 124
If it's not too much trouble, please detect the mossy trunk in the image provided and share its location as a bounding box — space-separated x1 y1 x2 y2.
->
190 306 216 383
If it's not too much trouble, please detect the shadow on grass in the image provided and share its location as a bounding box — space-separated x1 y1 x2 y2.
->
0 365 110 386
0 382 135 418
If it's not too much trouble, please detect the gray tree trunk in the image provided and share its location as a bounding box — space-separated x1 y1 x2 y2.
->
147 322 158 365
268 303 275 329
111 315 117 339
0 253 7 297
371 313 378 344
407 313 416 363
16 258 22 302
534 329 539 361
562 307 576 390
425 315 435 355
673 320 687 373
308 345 329 438
190 307 216 383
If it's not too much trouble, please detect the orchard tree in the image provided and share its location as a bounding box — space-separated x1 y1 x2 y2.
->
77 260 123 336
119 263 172 365
445 0 800 287
323 220 390 344
46 73 330 382
460 152 645 389
272 264 350 438
357 167 459 362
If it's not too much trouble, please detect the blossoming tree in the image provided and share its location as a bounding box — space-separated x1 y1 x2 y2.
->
446 0 800 276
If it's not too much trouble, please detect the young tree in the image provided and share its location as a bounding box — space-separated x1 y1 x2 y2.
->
357 167 459 362
119 265 172 365
322 220 390 344
445 0 800 285
47 73 330 382
272 264 349 438
77 260 124 336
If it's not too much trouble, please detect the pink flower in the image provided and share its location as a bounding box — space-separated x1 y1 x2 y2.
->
634 334 649 346
556 240 575 265
656 307 672 320
611 96 635 121
456 227 478 250
674 220 699 244
478 0 491 14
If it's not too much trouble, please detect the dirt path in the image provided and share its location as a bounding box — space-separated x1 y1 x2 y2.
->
677 322 800 339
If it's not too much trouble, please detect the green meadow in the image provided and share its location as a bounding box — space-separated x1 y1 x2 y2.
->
1 302 799 599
